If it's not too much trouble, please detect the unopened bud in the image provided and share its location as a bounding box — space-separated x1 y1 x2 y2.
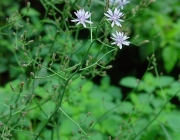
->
80 75 85 79
52 53 56 60
87 112 91 116
78 130 82 134
88 55 93 60
139 40 149 45
86 60 89 66
149 0 156 4
106 65 112 69
10 83 16 92
87 0 91 7
30 72 35 79
27 2 31 11
148 66 154 70
89 120 94 127
19 81 25 93
0 122 3 127
28 40 34 44
10 105 14 110
101 71 106 76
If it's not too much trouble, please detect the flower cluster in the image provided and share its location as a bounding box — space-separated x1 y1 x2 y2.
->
71 0 130 49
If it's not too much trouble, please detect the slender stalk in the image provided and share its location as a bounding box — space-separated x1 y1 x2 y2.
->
133 89 180 139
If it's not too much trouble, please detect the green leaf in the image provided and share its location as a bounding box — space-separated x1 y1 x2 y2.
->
100 76 110 90
101 115 122 135
0 58 7 73
139 73 157 92
119 76 138 88
166 112 180 132
21 7 40 17
107 86 122 101
162 46 178 72
143 72 157 86
130 93 153 115
159 121 172 140
159 76 174 87
81 81 93 93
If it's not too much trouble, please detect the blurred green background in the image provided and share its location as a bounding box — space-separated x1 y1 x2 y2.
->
0 0 180 140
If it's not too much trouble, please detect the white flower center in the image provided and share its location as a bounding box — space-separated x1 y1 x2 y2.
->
79 16 85 22
112 15 119 20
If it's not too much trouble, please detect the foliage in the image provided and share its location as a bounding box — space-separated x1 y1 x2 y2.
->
0 0 180 140
130 0 180 73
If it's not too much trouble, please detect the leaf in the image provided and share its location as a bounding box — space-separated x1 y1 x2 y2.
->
166 112 180 132
101 115 122 135
0 58 8 73
140 73 157 92
117 101 134 114
143 72 157 86
81 81 93 93
159 76 174 87
100 76 110 90
119 76 138 88
162 46 178 73
107 86 122 100
130 93 153 115
159 121 172 140
21 7 40 17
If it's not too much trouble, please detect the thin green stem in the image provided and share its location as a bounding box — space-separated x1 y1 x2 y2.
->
91 58 152 130
80 47 116 71
132 89 180 140
59 108 94 140
154 63 167 101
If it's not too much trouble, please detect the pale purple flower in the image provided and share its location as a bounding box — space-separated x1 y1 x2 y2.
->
110 0 130 9
111 31 130 49
71 9 93 28
104 8 124 27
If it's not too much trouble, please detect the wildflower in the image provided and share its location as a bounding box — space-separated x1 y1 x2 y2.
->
104 8 124 27
110 0 130 9
71 9 93 28
111 31 130 49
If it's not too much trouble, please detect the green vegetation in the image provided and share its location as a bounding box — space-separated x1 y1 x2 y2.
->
0 0 180 140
